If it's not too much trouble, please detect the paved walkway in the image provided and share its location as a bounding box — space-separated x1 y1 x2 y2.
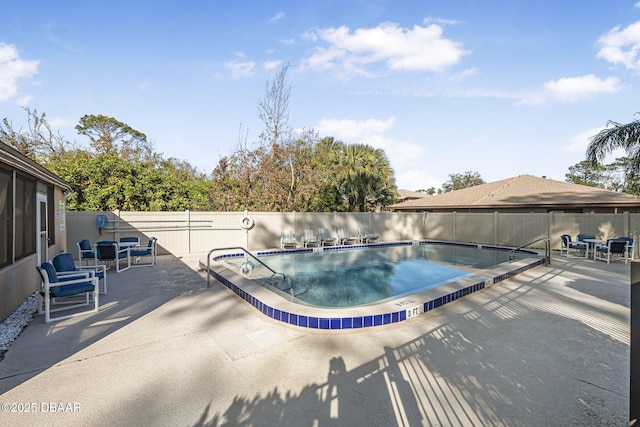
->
0 253 630 426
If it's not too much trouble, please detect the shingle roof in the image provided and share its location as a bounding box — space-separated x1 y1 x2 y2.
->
0 141 72 191
389 175 640 210
397 189 428 200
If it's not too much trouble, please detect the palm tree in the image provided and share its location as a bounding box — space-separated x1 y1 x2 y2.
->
333 143 396 212
587 116 640 174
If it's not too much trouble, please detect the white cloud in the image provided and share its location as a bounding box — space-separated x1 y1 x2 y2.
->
315 116 427 189
563 127 604 152
0 43 39 102
263 60 282 71
17 95 33 106
316 117 396 140
225 53 255 78
545 75 621 101
270 12 285 23
423 16 461 26
519 74 621 105
518 93 546 106
396 169 441 191
48 116 76 129
301 21 468 77
597 20 640 71
564 125 627 163
449 67 478 81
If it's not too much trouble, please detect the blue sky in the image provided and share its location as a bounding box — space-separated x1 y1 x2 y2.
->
2 1 640 191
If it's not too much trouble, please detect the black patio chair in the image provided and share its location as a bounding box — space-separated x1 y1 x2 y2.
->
95 240 131 272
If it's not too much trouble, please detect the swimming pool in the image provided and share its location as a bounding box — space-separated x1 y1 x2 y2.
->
202 241 545 330
222 244 523 307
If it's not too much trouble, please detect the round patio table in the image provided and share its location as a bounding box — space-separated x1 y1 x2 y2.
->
583 238 605 260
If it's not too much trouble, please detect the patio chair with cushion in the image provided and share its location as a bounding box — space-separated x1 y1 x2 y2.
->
95 240 131 272
281 230 297 249
36 262 99 323
560 234 587 257
129 237 157 267
577 233 595 241
615 237 635 260
594 239 629 264
77 239 96 265
301 229 319 248
318 228 337 246
337 228 359 245
560 234 570 256
119 236 140 248
52 252 107 294
358 226 379 244
577 233 597 258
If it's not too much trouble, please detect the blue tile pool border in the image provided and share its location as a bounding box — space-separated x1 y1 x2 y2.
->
204 241 545 330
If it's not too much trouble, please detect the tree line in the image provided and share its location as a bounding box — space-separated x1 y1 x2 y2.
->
1 107 399 212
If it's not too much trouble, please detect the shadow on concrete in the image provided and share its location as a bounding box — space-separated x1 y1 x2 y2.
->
0 255 629 426
0 253 214 394
187 265 629 427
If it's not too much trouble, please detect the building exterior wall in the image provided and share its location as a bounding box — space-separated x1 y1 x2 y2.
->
0 185 67 324
0 142 72 324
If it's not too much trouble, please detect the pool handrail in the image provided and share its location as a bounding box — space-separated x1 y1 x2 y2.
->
206 246 285 287
509 237 550 265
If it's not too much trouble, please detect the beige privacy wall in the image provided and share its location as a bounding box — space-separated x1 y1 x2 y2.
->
65 210 640 257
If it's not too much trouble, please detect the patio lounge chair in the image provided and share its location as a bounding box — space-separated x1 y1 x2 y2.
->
560 234 587 257
129 237 157 267
301 229 319 248
318 228 337 246
95 240 131 272
594 239 629 264
281 230 297 249
77 239 96 265
358 226 379 244
337 228 359 245
52 252 107 294
36 262 99 323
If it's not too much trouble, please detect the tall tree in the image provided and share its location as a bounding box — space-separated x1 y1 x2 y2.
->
607 157 640 194
1 107 71 161
3 109 212 211
257 63 296 204
209 135 398 212
586 116 640 175
210 130 328 211
258 63 291 146
565 160 608 188
566 157 640 195
442 171 484 193
76 114 153 161
333 143 396 212
423 187 442 195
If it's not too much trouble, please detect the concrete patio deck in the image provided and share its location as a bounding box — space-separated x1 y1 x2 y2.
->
0 252 630 426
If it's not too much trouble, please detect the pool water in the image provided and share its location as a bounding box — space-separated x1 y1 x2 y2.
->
223 244 518 308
